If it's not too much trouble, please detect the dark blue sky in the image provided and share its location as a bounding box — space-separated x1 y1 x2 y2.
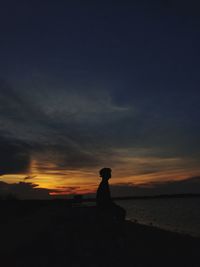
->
0 1 200 197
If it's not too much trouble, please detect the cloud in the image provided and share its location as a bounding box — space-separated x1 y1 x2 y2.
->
0 79 132 173
0 181 51 199
111 176 200 197
0 176 200 199
49 186 81 196
23 175 36 181
0 136 30 175
0 78 200 187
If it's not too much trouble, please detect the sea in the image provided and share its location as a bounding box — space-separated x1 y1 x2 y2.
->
116 197 200 238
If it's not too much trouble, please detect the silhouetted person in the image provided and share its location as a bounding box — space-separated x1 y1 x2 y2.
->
96 168 126 223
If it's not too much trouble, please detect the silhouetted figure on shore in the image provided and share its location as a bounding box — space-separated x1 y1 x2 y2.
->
96 168 126 223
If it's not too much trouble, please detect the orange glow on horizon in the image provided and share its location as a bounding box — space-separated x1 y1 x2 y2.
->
1 156 200 196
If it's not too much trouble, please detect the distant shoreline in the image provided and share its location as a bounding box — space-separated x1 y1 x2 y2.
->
1 193 200 202
83 193 200 203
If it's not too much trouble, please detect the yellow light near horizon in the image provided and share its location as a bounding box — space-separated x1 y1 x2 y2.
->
1 156 200 195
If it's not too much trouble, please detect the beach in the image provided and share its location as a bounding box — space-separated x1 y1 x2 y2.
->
1 201 199 267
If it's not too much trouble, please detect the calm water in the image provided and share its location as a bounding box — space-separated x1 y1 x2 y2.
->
117 197 200 237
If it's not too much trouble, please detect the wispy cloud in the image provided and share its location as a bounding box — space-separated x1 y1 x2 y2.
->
111 176 200 197
0 181 51 199
0 79 200 193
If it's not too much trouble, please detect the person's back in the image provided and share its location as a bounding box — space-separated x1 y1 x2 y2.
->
96 168 126 222
96 175 112 207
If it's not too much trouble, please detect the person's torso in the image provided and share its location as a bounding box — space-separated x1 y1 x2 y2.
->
96 180 112 207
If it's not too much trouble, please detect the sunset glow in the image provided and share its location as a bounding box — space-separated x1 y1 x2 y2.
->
0 1 200 199
1 154 200 196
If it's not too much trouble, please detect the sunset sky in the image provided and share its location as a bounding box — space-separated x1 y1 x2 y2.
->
0 1 200 198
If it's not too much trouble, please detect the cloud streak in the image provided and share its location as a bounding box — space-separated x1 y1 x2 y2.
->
0 181 51 199
0 176 199 200
111 176 200 197
0 78 200 194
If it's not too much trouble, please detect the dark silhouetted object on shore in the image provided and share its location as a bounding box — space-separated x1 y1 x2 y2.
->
96 168 126 222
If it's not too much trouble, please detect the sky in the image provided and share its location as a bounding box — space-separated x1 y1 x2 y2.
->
0 1 200 198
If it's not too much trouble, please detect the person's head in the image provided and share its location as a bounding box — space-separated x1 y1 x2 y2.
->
99 168 112 180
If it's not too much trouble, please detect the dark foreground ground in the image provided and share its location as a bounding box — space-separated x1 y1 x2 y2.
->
0 200 200 267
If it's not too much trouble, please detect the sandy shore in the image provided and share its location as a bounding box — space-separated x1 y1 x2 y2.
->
1 201 199 267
